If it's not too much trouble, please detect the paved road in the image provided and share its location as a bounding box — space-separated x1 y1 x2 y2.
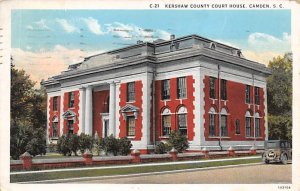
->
71 163 291 184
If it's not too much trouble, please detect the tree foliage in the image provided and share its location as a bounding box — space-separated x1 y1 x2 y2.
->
10 62 47 159
267 53 292 141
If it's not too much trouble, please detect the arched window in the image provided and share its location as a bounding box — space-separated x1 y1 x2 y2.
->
209 42 216 50
255 112 261 137
52 116 58 138
208 107 217 136
177 106 187 136
220 108 228 136
161 108 171 136
245 111 252 137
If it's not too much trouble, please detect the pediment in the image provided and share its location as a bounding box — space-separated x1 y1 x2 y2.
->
120 104 139 113
62 110 77 121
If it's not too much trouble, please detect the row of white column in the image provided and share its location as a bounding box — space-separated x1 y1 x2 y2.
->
78 82 116 136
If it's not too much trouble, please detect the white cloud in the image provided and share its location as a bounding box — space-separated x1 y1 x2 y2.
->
248 32 291 52
82 17 104 35
25 25 34 30
34 19 51 30
56 19 78 33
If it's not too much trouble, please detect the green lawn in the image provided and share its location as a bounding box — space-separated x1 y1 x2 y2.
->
11 157 261 183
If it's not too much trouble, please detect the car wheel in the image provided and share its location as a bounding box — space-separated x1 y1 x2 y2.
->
281 153 288 165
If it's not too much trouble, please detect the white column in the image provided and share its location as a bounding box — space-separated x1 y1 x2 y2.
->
60 91 64 136
46 95 50 144
78 87 86 135
109 81 116 136
115 81 121 138
142 73 152 146
85 86 93 136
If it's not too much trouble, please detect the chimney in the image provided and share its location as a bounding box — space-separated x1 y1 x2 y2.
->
170 34 175 40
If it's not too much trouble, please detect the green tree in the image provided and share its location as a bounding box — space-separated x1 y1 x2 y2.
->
267 53 292 141
10 62 47 159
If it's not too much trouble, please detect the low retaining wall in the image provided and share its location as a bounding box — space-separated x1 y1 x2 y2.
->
11 148 262 171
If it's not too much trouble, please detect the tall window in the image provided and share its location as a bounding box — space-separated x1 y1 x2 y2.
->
162 115 171 136
221 115 228 136
126 116 135 136
246 85 251 104
255 113 261 137
255 87 260 105
52 116 58 138
67 120 74 134
53 96 58 111
209 107 216 136
221 79 227 100
177 77 186 99
127 82 135 102
209 77 216 99
68 92 74 108
162 80 170 100
220 108 228 136
255 118 260 137
235 119 240 135
246 118 251 137
177 106 187 136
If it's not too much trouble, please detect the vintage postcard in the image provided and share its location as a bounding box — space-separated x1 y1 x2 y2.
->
0 0 299 191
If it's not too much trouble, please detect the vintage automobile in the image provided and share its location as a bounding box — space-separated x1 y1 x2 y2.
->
262 140 292 164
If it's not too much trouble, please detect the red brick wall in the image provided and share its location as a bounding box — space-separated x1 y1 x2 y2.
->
63 91 80 134
203 76 265 141
48 96 61 138
155 76 195 141
93 90 109 137
119 81 143 140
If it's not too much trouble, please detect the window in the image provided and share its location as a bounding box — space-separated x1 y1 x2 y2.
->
255 87 260 105
162 115 171 136
126 116 135 136
177 77 187 99
52 116 58 138
67 120 74 134
209 107 216 136
53 96 58 111
209 77 216 99
255 118 260 137
221 79 227 100
177 106 187 136
221 115 228 136
246 117 251 137
220 108 228 136
209 114 216 136
162 80 170 100
235 119 240 135
127 82 135 102
246 85 251 103
68 92 74 108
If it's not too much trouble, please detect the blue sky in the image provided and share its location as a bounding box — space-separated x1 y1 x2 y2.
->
11 10 291 84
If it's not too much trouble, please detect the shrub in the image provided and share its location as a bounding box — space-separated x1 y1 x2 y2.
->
57 135 71 156
103 135 119 156
68 134 79 156
94 137 105 156
167 131 189 153
118 137 132 155
154 142 171 154
48 142 57 152
78 133 94 154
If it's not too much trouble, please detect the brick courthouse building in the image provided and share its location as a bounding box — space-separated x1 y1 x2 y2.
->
43 34 271 153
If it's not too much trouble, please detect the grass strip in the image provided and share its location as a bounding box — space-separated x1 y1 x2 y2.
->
11 158 261 183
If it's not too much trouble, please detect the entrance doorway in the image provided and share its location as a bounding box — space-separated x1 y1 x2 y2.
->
102 113 109 138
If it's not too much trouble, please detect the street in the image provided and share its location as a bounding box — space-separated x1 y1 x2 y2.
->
70 163 291 184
